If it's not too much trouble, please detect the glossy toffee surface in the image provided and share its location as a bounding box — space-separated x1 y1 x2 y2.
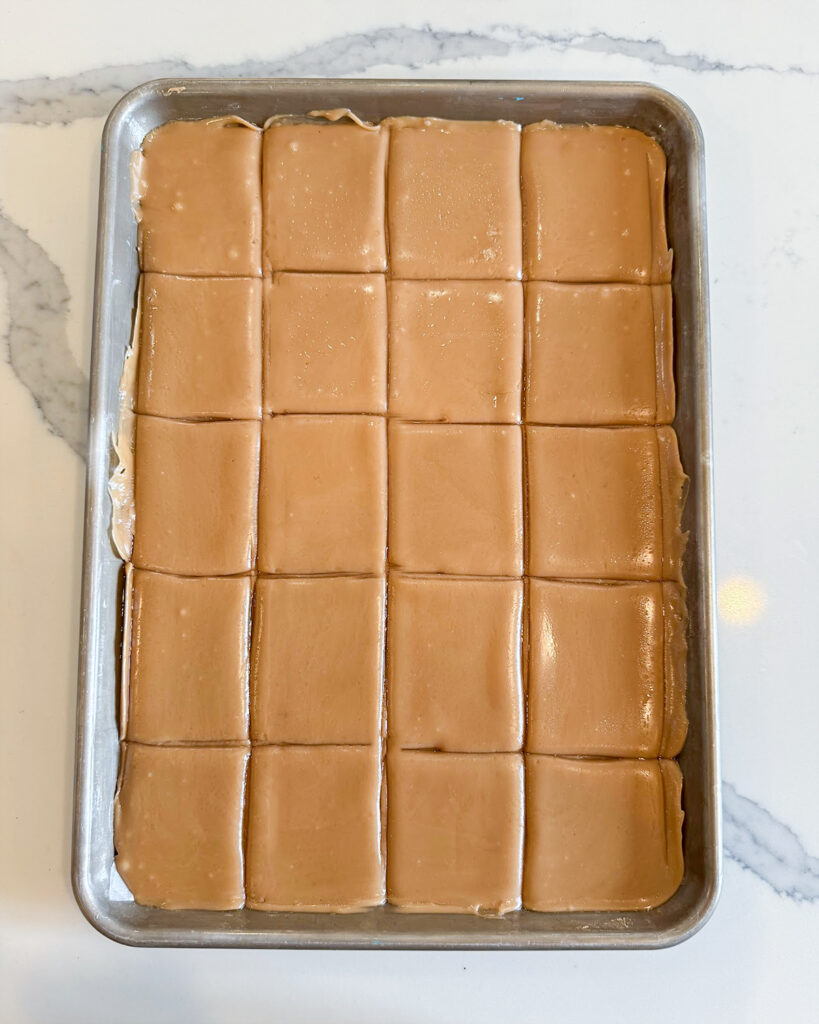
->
115 113 686 914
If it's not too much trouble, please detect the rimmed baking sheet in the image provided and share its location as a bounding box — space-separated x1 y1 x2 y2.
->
74 77 720 948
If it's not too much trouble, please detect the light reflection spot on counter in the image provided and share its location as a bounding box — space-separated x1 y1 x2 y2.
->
718 575 767 625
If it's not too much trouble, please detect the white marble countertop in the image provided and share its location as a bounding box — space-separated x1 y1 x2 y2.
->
1 3 817 1020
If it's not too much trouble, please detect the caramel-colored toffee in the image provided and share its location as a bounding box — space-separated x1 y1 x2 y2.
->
120 112 686 916
523 757 683 912
257 415 387 575
132 417 259 577
387 751 524 914
526 425 687 581
264 273 387 414
527 579 687 757
246 745 385 912
137 274 262 420
251 576 385 745
521 123 672 283
263 121 388 273
114 744 248 910
387 118 522 279
389 280 523 423
388 575 524 753
127 570 251 744
136 118 262 276
525 282 674 425
388 422 524 576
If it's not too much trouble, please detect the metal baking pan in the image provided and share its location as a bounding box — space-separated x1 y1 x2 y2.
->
74 78 721 949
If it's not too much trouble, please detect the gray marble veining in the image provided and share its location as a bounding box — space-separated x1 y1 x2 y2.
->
0 208 87 457
724 783 819 901
0 24 816 909
0 25 816 126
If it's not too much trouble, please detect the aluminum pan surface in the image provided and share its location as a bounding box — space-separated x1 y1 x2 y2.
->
75 78 721 949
